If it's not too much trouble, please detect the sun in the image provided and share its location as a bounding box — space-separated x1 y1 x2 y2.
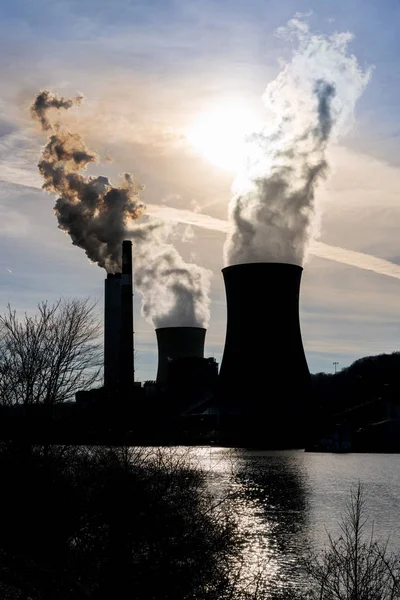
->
186 102 262 172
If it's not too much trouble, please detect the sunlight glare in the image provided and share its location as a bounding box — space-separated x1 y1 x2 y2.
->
186 103 262 172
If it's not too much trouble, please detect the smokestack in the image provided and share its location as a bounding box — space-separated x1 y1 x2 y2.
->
218 263 310 446
104 273 122 391
121 240 134 387
155 327 206 384
104 241 134 395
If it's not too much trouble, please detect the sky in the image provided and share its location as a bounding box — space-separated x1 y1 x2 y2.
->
1 0 400 382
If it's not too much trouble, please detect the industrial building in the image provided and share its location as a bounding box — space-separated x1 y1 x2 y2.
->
79 246 312 447
155 326 206 384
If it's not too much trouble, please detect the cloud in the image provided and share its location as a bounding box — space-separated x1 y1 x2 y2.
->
0 207 31 237
0 130 43 189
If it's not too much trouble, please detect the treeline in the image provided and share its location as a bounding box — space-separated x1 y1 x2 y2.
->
311 352 400 424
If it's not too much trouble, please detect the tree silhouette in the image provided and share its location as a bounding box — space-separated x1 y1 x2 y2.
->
0 298 101 406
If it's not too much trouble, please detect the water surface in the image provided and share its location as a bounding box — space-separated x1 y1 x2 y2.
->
196 449 400 595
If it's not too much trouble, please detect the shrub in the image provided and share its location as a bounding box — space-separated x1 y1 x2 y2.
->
304 483 400 600
0 444 250 600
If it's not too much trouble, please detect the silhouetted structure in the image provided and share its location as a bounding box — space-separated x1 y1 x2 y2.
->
155 327 206 384
104 241 134 396
218 262 310 447
166 356 218 414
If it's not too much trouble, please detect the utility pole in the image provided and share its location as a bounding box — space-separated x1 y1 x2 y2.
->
333 361 339 374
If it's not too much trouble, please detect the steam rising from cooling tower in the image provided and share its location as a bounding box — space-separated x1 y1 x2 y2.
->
32 90 211 328
131 222 211 328
224 19 372 267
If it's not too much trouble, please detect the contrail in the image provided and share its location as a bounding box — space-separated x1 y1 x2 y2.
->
310 243 400 280
147 204 400 281
1 176 399 281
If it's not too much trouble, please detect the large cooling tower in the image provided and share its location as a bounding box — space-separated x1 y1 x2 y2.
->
104 241 134 394
155 327 206 384
218 262 310 446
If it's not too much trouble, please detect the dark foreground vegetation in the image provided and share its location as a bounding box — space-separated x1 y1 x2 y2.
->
0 443 399 600
303 484 400 599
0 443 248 600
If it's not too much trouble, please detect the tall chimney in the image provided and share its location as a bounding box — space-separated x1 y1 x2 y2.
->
104 241 134 395
104 273 122 391
218 262 310 446
155 327 206 384
121 240 134 388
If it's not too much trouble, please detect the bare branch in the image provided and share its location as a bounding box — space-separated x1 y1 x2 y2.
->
304 483 400 599
0 298 102 406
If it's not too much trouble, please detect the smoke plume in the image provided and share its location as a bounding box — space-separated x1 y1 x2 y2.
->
131 221 211 328
32 90 211 327
31 90 84 131
31 90 145 272
224 19 372 267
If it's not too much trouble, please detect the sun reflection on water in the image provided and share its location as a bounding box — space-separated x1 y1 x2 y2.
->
192 447 311 597
144 447 400 597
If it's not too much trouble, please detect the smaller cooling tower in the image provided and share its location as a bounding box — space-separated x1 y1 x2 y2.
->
155 327 206 384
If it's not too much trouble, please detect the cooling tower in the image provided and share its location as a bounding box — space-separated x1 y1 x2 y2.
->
104 241 134 394
218 262 310 446
155 327 206 384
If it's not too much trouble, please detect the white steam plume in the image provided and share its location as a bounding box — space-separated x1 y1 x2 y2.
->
131 221 211 328
224 19 372 267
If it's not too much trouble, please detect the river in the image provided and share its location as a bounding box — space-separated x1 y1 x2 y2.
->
193 449 400 597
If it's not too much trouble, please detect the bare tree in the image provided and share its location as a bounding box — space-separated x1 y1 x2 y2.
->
304 483 400 600
0 298 101 406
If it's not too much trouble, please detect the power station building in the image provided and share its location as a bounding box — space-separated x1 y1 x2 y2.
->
155 326 206 384
101 242 309 447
